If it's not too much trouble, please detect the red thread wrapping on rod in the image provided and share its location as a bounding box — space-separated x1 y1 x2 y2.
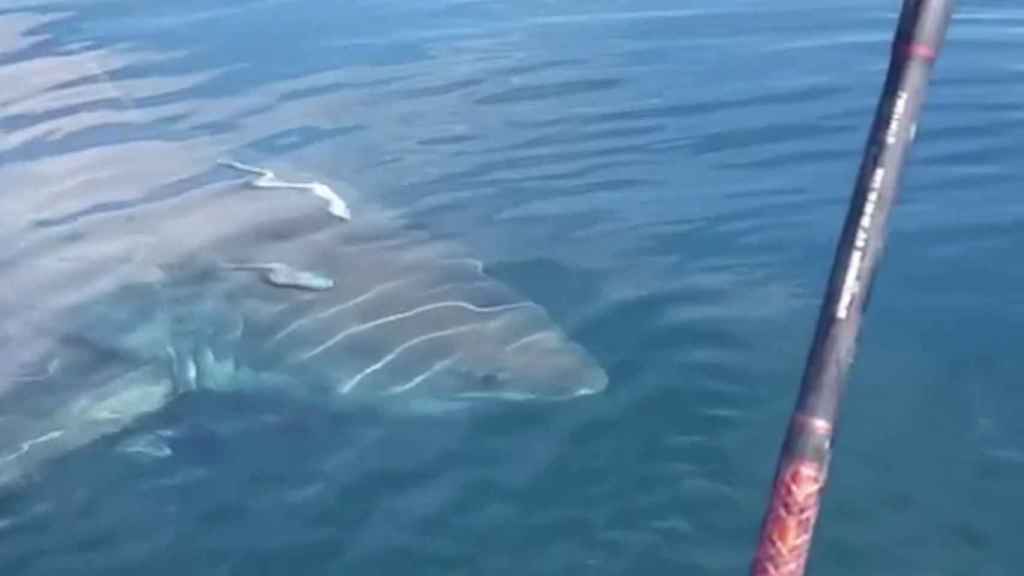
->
752 460 827 576
905 42 937 61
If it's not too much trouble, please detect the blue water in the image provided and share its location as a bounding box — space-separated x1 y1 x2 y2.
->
2 0 1023 573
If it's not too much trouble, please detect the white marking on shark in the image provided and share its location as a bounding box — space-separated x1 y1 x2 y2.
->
385 354 463 395
298 300 538 361
341 324 483 394
221 261 334 291
0 430 65 464
218 159 352 221
505 330 559 351
268 279 408 343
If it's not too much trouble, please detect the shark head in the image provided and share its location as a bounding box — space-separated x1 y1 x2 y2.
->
370 324 608 403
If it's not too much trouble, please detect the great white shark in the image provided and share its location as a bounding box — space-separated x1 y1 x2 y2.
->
0 160 607 487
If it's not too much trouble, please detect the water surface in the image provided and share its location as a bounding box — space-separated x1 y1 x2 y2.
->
1 0 1022 574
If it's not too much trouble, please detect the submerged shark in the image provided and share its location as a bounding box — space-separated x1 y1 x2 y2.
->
0 161 607 486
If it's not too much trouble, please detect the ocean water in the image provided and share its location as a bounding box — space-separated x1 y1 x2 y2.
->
2 0 1023 574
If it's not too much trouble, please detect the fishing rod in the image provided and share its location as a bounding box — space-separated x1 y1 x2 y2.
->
750 1 955 575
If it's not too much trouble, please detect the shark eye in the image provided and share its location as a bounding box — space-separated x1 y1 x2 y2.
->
478 372 502 388
479 368 512 387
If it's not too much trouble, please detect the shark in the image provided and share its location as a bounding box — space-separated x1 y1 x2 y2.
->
0 161 607 487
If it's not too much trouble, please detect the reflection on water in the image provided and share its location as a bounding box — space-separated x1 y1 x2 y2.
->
2 0 1024 574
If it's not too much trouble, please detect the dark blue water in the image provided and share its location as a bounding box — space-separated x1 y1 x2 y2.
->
2 1 1022 574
